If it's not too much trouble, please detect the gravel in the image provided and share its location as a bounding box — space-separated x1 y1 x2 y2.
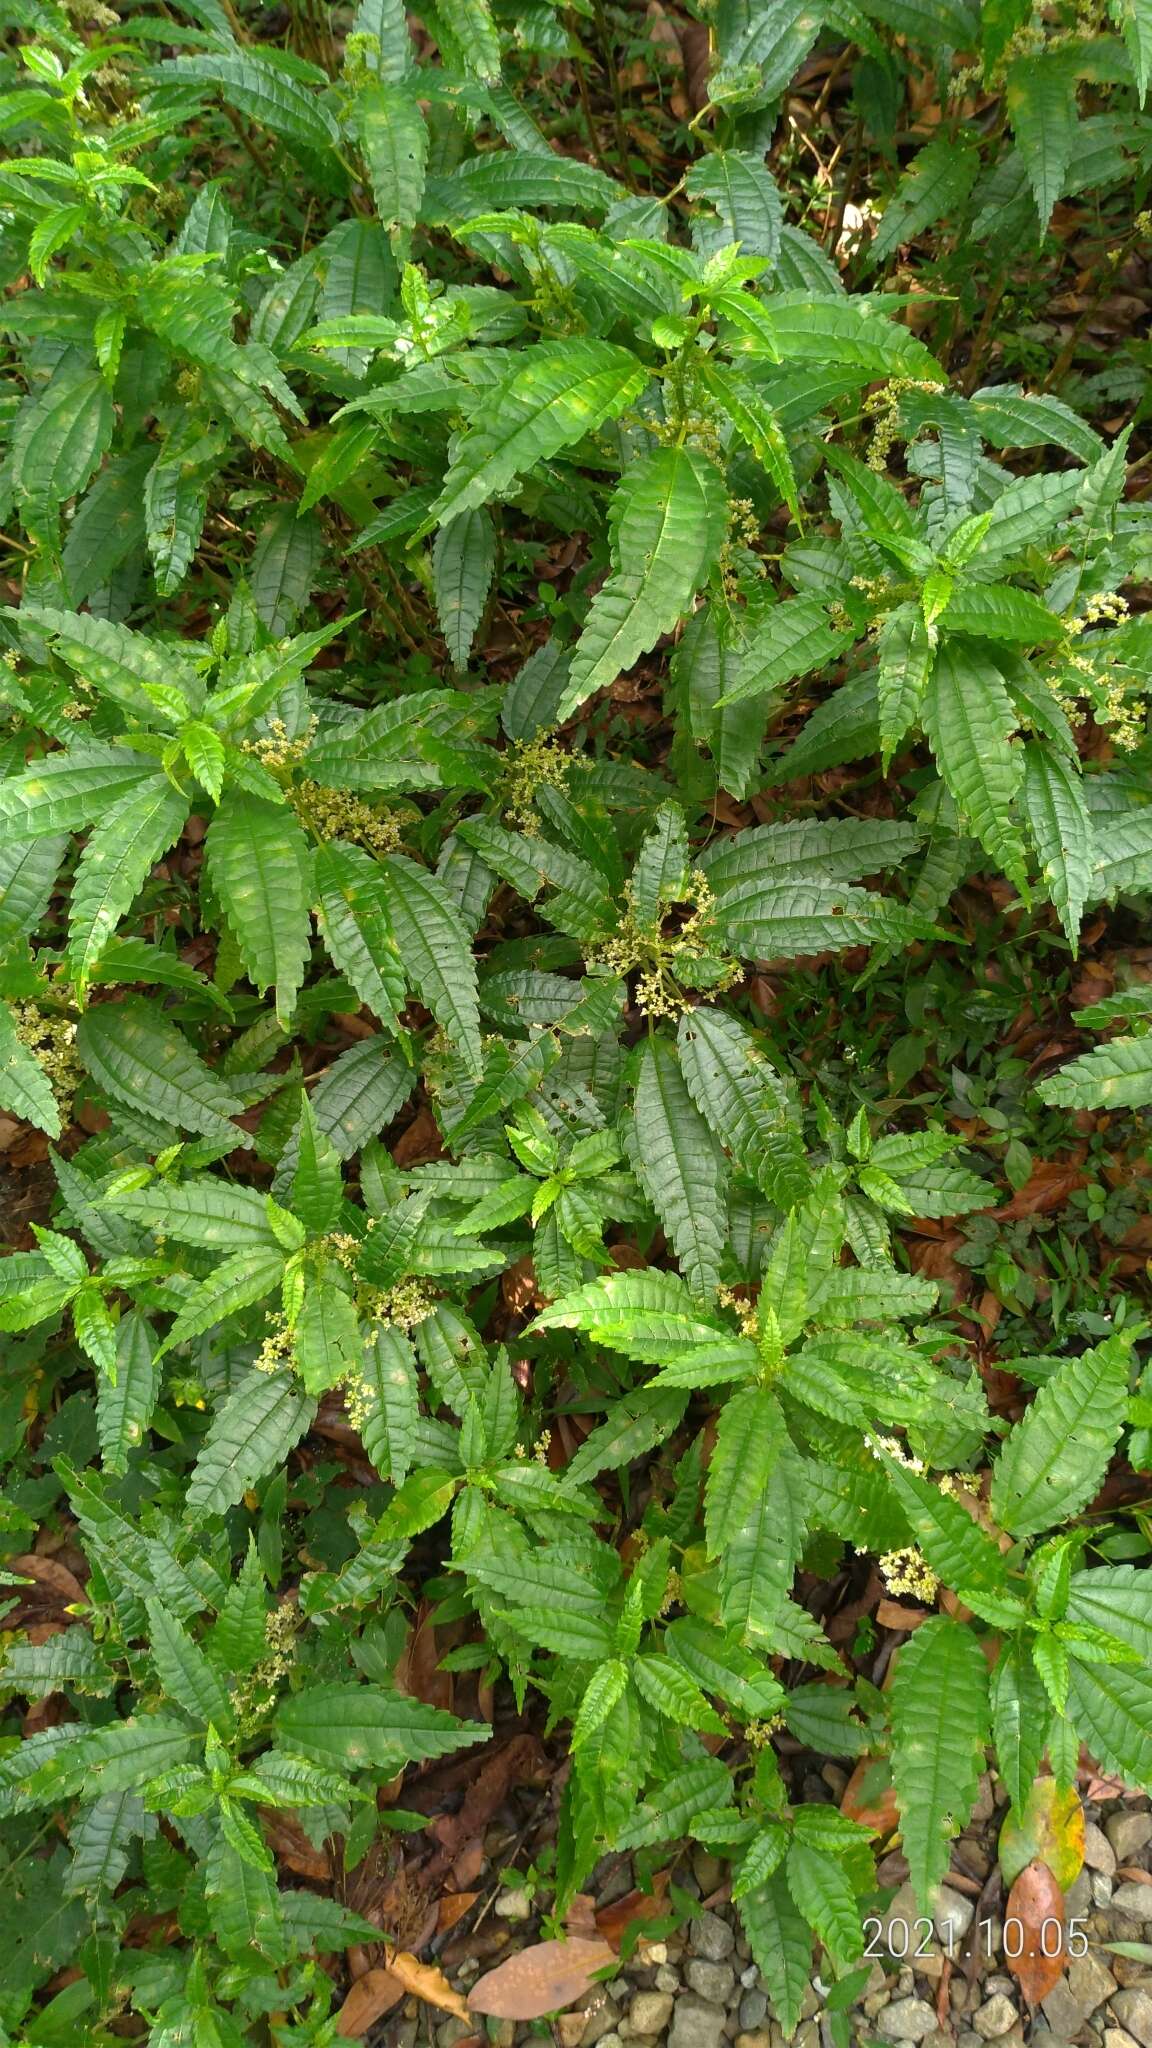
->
1113 1990 1152 2048
668 1996 727 2048
690 1912 735 1963
972 1994 1019 2039
877 1998 940 2041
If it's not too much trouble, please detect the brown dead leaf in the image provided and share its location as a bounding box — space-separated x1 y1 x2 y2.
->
468 1938 617 2020
842 1756 901 1838
387 1950 470 2019
437 1891 480 1935
875 1598 930 1631
999 1779 1084 1891
335 1968 406 2037
594 1873 670 1950
262 1809 332 1882
1004 1861 1065 2004
994 1161 1087 1219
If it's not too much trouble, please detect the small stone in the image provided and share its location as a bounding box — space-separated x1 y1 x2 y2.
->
438 2021 473 2048
1085 1822 1118 1875
559 2020 587 2048
597 2033 623 2048
489 2027 516 2048
735 2034 774 2048
686 1962 736 2005
656 1969 680 1996
628 1992 675 2037
1106 2031 1142 2048
957 2033 982 2048
1042 1982 1084 2038
1094 1873 1115 1908
739 1991 769 2031
1065 1953 1116 2017
644 1945 669 1967
922 2033 954 2048
1106 1813 1152 1864
973 1994 1019 2039
583 2000 621 2045
1066 1869 1094 1919
740 1968 760 1990
692 1852 726 1895
494 1886 533 1921
692 1912 736 1963
878 1999 939 2042
934 1886 975 1948
1112 1991 1152 2048
669 1996 728 2048
1112 1885 1152 1924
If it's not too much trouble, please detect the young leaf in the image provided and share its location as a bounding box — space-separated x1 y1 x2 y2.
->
922 640 1027 891
991 1336 1132 1540
890 1617 990 1907
67 778 189 997
629 1036 727 1302
205 792 312 1028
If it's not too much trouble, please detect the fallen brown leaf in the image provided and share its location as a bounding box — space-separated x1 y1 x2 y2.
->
595 1873 670 1950
1004 1861 1065 2004
468 1938 617 2020
841 1756 901 1838
335 1968 405 2037
994 1161 1087 1219
436 1891 480 1935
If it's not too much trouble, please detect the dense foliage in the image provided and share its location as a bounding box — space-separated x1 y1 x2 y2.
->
1 0 1151 2038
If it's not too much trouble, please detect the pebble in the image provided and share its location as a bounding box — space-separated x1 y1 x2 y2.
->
1107 1814 1152 1864
494 1887 533 1921
973 1994 1019 2039
1085 1823 1119 1875
878 1999 939 2042
735 2035 773 2048
1095 1873 1116 1907
583 2001 621 2044
438 2021 473 2048
1112 1991 1152 2048
685 1962 736 2006
739 1991 769 2031
692 1912 736 1963
1112 1884 1152 1924
669 1997 728 2048
692 1852 726 1895
628 1992 675 2037
934 1886 975 1947
1106 2031 1143 2048
1065 1953 1117 2016
1067 1868 1094 1918
656 1968 681 1995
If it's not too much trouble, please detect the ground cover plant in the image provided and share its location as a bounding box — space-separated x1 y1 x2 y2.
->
1 0 1151 2038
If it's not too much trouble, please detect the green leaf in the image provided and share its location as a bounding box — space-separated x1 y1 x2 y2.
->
77 999 247 1142
558 446 728 720
715 596 854 709
889 1616 990 1908
353 81 427 249
426 341 645 529
1005 50 1079 232
379 854 483 1074
876 602 933 770
206 792 312 1029
158 1246 287 1357
738 1871 812 2036
108 1178 280 1250
146 1597 234 1729
275 1681 487 1771
354 1325 419 1483
705 1386 788 1558
632 1654 727 1734
187 1371 316 1518
677 1007 810 1211
880 1456 1017 1610
161 51 341 150
0 1002 61 1136
719 1446 808 1642
314 840 406 1032
17 606 202 723
1037 1033 1152 1110
67 777 188 997
294 1271 362 1395
990 1641 1052 1814
991 1335 1132 1539
786 1840 863 1964
869 134 979 266
630 1036 726 1301
434 507 496 669
0 748 163 841
923 640 1027 890
1066 1660 1152 1795
1022 740 1093 951
1119 0 1152 101
96 1312 159 1475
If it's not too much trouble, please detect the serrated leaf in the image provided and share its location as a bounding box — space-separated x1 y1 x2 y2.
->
876 602 933 769
630 1036 726 1301
187 1370 317 1519
786 1840 863 1964
314 840 406 1032
719 1445 808 1641
705 1385 788 1558
96 1311 159 1475
0 1001 61 1136
1037 1033 1152 1110
1022 741 1093 951
1005 50 1079 232
434 506 496 669
77 999 246 1142
738 1872 812 2036
380 853 482 1074
353 81 427 250
923 640 1027 890
206 792 312 1028
275 1681 487 1770
146 1597 234 1729
559 446 728 720
991 1335 1132 1539
427 341 645 530
67 777 188 997
890 1616 990 1908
